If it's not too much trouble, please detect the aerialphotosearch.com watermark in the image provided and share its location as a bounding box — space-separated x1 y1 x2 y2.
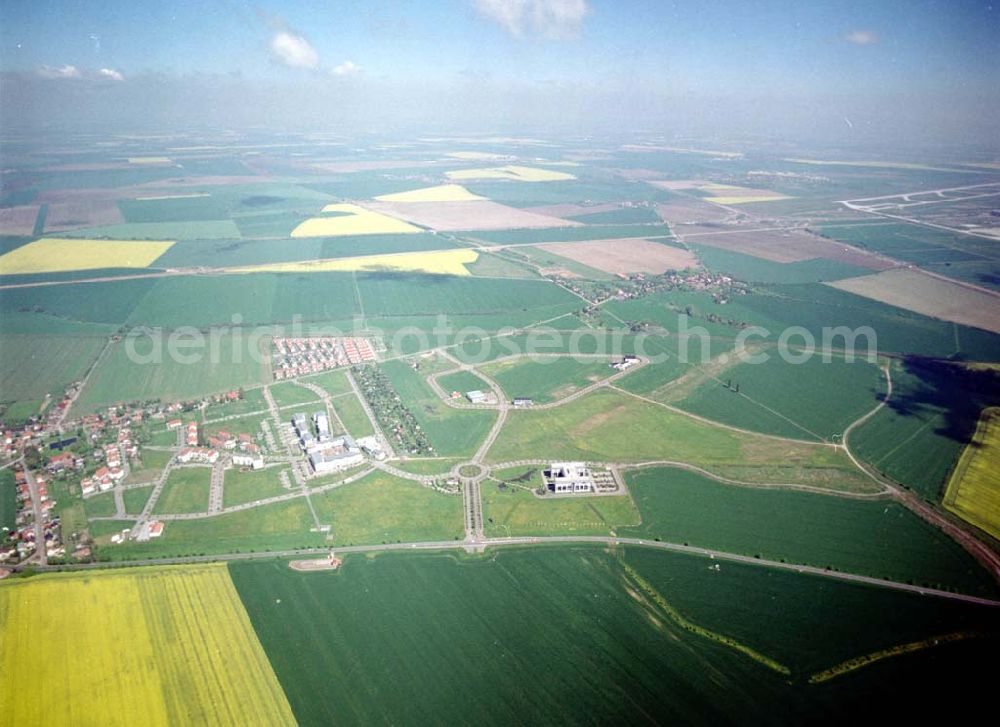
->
122 314 879 368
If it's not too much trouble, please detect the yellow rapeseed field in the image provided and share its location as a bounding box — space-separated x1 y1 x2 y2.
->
944 407 1000 540
234 248 479 276
0 237 174 274
375 184 486 202
0 564 295 726
291 203 421 237
446 165 576 182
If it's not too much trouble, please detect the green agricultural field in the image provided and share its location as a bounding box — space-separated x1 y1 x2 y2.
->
690 244 877 284
673 354 885 442
75 333 267 413
310 471 463 545
118 195 233 223
0 277 155 329
623 547 1000 676
486 388 872 491
223 466 290 508
435 369 488 395
95 498 325 560
851 359 999 499
464 251 538 278
480 355 616 404
269 381 322 409
0 401 43 424
620 467 996 596
380 360 495 457
482 466 639 536
565 206 664 224
153 467 211 515
356 274 579 319
814 223 995 270
228 547 998 725
121 272 361 328
55 219 242 241
122 486 154 515
0 334 107 403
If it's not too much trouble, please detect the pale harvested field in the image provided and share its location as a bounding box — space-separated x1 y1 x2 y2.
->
0 238 173 274
682 228 893 269
446 165 576 182
308 160 444 173
291 203 421 237
0 205 40 236
828 269 1000 333
375 184 485 202
446 151 512 161
655 199 734 224
649 180 706 190
363 200 580 231
128 156 172 164
234 248 478 276
711 195 791 204
38 162 135 172
538 238 700 274
523 202 621 217
45 200 124 231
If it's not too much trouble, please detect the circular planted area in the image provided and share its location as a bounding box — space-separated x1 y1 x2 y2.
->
458 463 485 479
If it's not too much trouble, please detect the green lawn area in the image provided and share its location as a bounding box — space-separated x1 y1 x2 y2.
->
0 470 15 534
380 360 496 457
486 388 872 491
269 381 322 409
76 333 268 413
83 492 118 519
435 370 487 396
390 458 463 476
94 497 325 560
310 470 463 546
620 467 998 597
200 388 269 418
131 448 173 478
482 466 639 537
223 466 290 508
122 486 154 515
330 392 375 438
153 467 212 515
480 355 615 404
303 368 353 397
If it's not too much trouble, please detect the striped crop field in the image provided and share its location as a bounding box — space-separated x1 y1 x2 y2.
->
0 564 295 726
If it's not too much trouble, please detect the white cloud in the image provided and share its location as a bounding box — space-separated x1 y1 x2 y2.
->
99 68 125 82
475 0 590 39
270 30 320 69
37 65 82 79
331 60 361 77
844 30 879 45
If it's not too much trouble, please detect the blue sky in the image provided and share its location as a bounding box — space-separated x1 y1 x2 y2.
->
1 1 997 139
2 0 996 92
